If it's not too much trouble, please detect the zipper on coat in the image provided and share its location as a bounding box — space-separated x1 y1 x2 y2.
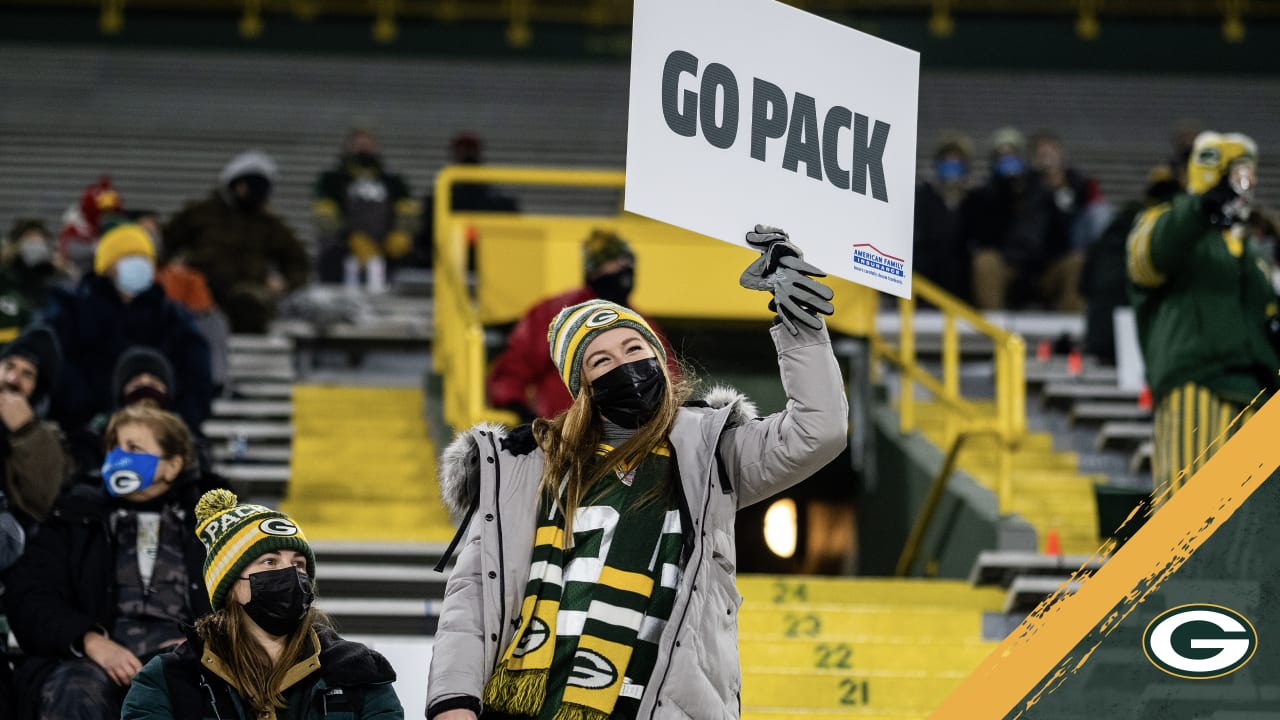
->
485 432 508 647
646 419 725 717
199 673 225 720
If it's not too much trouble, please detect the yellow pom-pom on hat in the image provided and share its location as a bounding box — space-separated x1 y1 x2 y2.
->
194 488 315 610
94 223 155 275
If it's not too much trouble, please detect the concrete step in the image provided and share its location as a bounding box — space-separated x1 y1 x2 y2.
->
211 398 293 419
738 605 982 641
736 576 1003 610
742 668 962 714
202 419 293 441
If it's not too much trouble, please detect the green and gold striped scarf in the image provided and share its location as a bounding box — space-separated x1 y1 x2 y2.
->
484 444 683 720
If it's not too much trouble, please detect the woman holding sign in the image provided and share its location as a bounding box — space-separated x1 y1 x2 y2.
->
5 406 214 720
428 226 847 720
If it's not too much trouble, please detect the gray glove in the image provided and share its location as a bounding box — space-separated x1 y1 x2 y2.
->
738 225 835 334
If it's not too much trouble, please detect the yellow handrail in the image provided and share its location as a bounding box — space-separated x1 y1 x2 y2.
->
872 275 1026 512
431 165 1026 512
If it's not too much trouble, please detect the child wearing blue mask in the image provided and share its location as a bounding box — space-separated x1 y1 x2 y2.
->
4 405 217 720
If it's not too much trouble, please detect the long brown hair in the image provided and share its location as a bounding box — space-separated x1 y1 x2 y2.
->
532 350 694 535
195 598 332 712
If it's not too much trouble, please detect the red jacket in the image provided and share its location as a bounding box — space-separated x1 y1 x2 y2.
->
486 286 677 420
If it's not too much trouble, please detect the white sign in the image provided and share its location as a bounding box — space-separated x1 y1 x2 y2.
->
625 0 920 297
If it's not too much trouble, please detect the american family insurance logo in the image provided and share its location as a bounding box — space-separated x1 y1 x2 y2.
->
851 243 905 285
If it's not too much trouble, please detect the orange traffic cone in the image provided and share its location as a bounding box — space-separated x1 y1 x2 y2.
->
1036 339 1051 363
1138 385 1152 412
1066 349 1083 377
1045 528 1062 556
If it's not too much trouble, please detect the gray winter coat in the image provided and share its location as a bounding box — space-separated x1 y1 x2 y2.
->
427 322 848 719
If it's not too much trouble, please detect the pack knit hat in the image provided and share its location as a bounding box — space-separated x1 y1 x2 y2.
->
195 489 316 611
94 223 155 275
547 299 665 397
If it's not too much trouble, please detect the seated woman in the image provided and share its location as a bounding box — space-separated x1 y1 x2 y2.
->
5 405 213 720
121 489 403 719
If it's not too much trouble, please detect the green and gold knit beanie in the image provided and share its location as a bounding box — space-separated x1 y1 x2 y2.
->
194 489 317 611
546 299 665 397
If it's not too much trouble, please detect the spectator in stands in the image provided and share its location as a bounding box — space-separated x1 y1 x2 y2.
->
0 219 73 339
487 229 676 422
913 134 975 301
1081 164 1180 364
164 150 309 334
427 225 845 720
1030 131 1110 253
5 406 214 720
0 326 70 535
66 345 176 472
1127 131 1278 504
415 132 520 269
121 489 403 719
45 223 214 446
967 127 1087 312
313 127 420 282
58 176 128 280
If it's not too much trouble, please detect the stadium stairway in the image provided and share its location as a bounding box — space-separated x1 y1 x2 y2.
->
280 385 455 543
737 576 1002 719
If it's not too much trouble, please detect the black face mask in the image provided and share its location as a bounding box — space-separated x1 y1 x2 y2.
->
589 357 665 429
241 567 314 637
122 384 168 409
346 151 383 170
587 267 634 306
233 175 272 212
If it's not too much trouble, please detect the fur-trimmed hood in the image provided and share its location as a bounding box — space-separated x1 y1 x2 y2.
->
436 386 757 522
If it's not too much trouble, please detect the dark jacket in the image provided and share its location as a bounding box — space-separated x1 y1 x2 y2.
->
1127 192 1280 403
913 181 972 303
3 472 212 709
1081 201 1141 364
163 191 309 308
122 625 403 719
965 170 1087 276
43 274 213 434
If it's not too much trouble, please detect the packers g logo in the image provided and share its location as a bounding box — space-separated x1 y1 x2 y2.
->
106 470 143 496
1142 604 1257 679
585 309 619 328
512 617 550 658
259 517 299 536
567 649 618 690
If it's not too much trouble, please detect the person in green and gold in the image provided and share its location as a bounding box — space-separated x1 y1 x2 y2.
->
428 225 847 720
1127 131 1280 504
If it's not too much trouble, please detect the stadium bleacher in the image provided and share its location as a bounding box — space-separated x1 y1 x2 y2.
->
4 22 1273 719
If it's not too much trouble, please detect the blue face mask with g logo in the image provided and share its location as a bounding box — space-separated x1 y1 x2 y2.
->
102 448 161 497
114 256 155 297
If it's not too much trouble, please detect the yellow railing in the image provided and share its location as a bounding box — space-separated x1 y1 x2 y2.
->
431 165 1025 511
872 276 1027 512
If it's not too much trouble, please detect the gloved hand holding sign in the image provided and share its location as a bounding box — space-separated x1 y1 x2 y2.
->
739 224 834 335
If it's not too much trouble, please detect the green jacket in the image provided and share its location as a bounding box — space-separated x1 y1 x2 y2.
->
1126 192 1280 404
121 626 403 720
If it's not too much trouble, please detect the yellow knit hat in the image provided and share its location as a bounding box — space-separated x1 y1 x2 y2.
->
94 223 155 275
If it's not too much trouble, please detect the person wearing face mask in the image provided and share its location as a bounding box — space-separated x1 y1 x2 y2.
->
313 128 420 283
43 224 214 445
4 406 218 720
164 150 309 334
0 220 75 339
414 132 521 271
912 134 976 303
965 126 1087 312
119 489 404 719
428 225 847 720
1127 132 1280 506
487 230 678 424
